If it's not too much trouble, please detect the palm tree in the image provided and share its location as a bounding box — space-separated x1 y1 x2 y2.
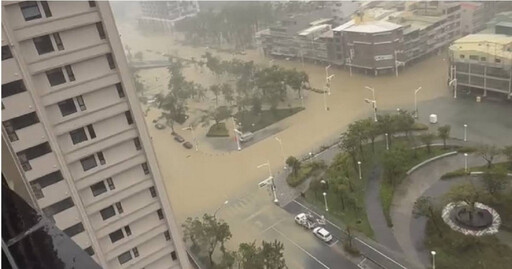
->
437 125 451 149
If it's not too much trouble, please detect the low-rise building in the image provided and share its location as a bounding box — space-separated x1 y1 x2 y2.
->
449 31 512 99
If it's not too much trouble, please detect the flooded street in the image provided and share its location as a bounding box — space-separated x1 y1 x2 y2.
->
116 18 512 266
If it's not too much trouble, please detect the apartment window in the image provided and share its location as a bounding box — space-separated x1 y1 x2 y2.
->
142 162 150 175
171 251 177 261
33 35 54 55
164 231 170 241
118 251 132 265
76 95 86 111
460 54 465 59
125 111 133 125
53 33 64 50
46 68 66 86
469 55 478 60
134 138 141 150
2 46 12 60
157 209 164 220
106 177 115 190
86 124 96 139
80 155 97 171
116 83 125 98
2 80 26 98
85 247 95 256
125 225 132 236
106 53 116 69
16 142 52 171
149 186 157 198
63 223 84 238
40 1 52 17
20 1 42 21
58 99 77 116
2 112 40 142
42 197 74 217
115 202 123 214
90 181 107 197
132 247 139 258
97 152 106 165
89 1 96 7
70 128 88 145
496 58 501 63
100 205 116 220
65 65 75 81
30 171 64 199
480 57 486 61
96 22 106 39
109 229 124 243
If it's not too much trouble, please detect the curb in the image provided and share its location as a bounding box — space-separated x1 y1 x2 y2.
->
406 151 458 175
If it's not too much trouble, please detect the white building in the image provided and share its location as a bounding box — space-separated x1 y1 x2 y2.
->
2 1 190 268
138 1 200 32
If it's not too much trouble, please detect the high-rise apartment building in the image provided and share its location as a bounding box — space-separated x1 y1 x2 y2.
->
138 0 199 32
1 1 190 268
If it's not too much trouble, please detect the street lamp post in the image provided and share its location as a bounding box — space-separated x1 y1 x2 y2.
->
275 137 287 169
182 126 198 151
463 124 468 142
323 86 329 111
464 153 468 172
449 65 457 99
257 162 279 204
357 161 362 180
232 117 241 151
385 133 389 150
431 251 437 269
394 50 404 77
325 65 332 95
322 192 328 212
414 86 422 119
365 86 376 101
213 200 229 217
365 98 378 122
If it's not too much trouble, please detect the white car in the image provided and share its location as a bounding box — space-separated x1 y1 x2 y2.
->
313 227 333 243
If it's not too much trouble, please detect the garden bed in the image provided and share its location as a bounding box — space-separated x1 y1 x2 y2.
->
235 107 304 133
206 123 229 137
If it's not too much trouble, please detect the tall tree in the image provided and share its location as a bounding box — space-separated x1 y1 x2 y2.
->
236 242 262 269
210 84 222 106
446 183 480 222
394 110 415 137
339 132 359 171
420 133 435 153
286 156 301 176
413 196 443 237
220 83 235 104
261 240 286 269
382 143 411 186
437 125 451 149
478 144 500 168
377 114 396 146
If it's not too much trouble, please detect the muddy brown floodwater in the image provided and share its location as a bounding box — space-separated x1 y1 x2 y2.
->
118 21 451 249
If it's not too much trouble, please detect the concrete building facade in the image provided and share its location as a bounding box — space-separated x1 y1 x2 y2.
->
138 0 199 32
2 1 190 268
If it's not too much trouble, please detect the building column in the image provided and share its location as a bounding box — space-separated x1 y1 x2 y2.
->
483 65 487 97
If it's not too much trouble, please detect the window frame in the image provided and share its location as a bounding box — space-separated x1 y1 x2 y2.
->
80 155 97 171
76 95 86 111
118 251 132 265
125 111 134 125
40 1 52 18
96 22 106 39
86 124 96 139
106 177 115 190
149 186 157 198
157 209 164 220
33 35 54 55
70 127 88 145
116 83 125 98
2 45 13 60
90 181 107 197
53 33 64 50
64 65 75 81
46 67 66 86
124 225 132 236
100 206 116 220
134 138 141 150
115 202 123 214
109 229 125 243
164 231 171 241
132 247 139 258
20 1 42 21
58 98 77 117
97 152 106 165
106 53 116 69
142 162 150 175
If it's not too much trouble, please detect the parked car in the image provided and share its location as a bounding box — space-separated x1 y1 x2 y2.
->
313 227 333 243
183 142 193 149
174 135 185 143
155 123 165 130
239 132 254 143
294 213 317 229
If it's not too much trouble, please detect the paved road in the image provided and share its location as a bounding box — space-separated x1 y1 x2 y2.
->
285 198 424 269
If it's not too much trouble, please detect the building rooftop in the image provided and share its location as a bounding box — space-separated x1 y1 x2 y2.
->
338 20 402 33
450 34 512 59
298 24 331 36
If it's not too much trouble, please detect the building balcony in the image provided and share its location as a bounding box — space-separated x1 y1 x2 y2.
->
24 153 60 182
71 230 91 250
10 123 48 153
2 91 35 121
2 57 22 84
53 206 81 231
38 180 70 209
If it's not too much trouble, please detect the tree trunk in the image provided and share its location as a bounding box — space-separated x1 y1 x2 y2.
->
208 250 215 266
371 138 375 153
339 193 345 210
429 208 443 238
443 138 447 149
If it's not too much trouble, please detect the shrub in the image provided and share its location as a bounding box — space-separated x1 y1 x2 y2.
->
441 170 469 180
206 123 229 137
412 122 429 131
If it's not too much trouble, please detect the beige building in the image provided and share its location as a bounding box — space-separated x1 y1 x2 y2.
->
2 1 190 268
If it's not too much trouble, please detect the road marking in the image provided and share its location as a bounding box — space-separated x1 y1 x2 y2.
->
327 240 339 247
271 227 330 269
357 258 367 269
260 218 286 234
244 207 267 222
292 200 407 269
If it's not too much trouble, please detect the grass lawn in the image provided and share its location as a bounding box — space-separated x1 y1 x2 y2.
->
380 145 455 226
206 123 229 137
235 107 304 133
441 161 512 180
